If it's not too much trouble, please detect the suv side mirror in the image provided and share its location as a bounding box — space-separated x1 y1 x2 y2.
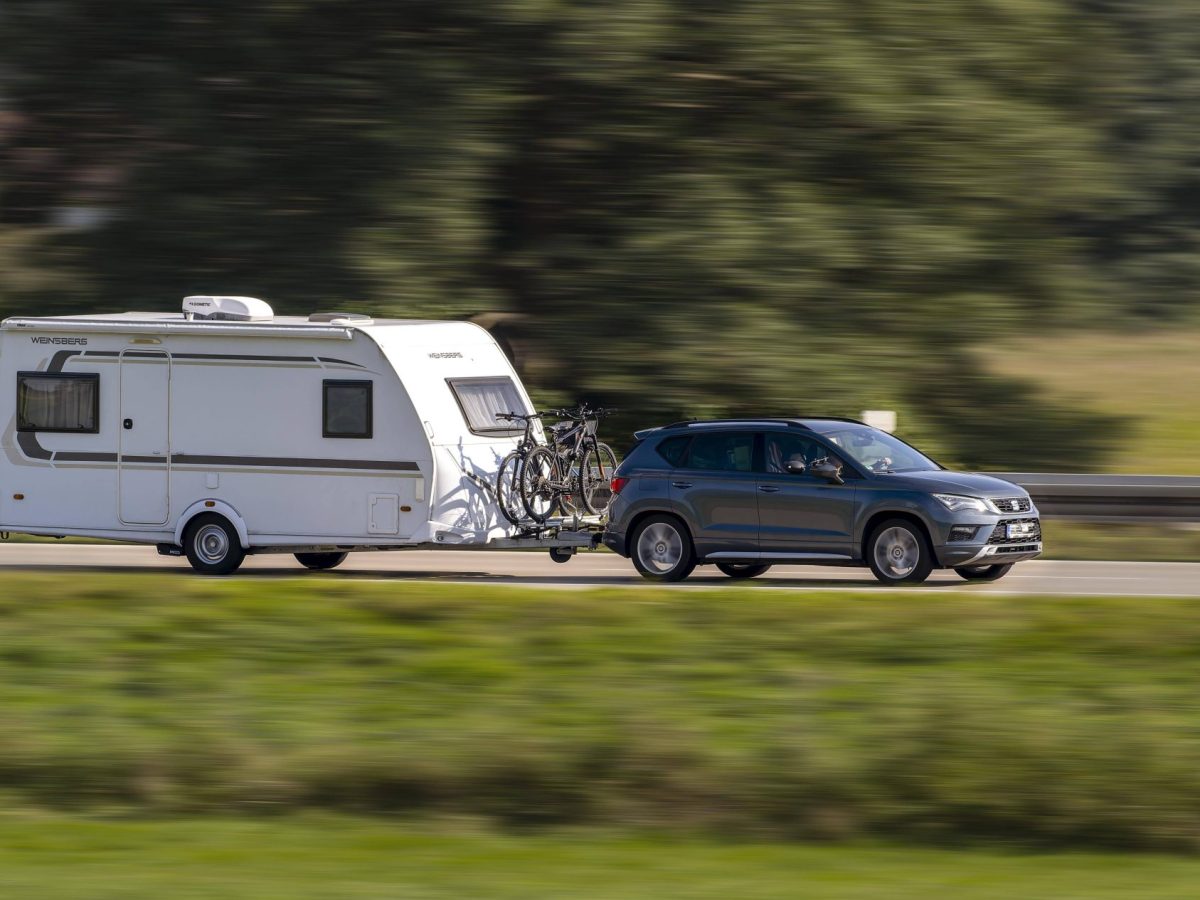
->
785 459 807 475
810 458 844 485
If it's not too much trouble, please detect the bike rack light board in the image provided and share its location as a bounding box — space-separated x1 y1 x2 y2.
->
0 297 603 572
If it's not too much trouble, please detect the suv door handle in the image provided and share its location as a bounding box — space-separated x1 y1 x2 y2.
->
672 481 693 489
758 485 781 493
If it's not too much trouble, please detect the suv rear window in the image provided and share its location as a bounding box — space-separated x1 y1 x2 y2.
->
656 435 690 466
683 432 754 472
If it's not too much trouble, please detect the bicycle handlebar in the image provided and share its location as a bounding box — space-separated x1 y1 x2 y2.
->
541 405 619 420
495 406 618 424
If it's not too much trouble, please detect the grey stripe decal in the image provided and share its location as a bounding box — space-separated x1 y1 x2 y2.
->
172 454 417 471
47 451 416 471
48 350 84 372
17 431 53 460
56 451 119 463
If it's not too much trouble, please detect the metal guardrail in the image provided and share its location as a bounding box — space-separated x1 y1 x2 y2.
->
990 474 1200 523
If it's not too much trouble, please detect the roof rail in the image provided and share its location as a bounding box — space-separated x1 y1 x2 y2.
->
633 415 869 440
803 416 869 426
653 418 797 431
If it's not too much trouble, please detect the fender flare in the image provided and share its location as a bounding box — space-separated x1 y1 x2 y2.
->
175 500 250 549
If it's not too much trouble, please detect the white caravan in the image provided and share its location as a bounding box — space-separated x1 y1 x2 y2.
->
0 296 577 574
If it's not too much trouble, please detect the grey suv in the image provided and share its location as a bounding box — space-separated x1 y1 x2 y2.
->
602 418 1042 584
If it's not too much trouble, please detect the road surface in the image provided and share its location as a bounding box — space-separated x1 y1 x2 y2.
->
0 544 1197 596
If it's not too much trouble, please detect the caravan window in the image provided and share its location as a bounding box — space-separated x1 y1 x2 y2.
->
17 372 100 434
323 380 373 438
447 377 528 434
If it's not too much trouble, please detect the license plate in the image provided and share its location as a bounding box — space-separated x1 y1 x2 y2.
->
1006 522 1036 539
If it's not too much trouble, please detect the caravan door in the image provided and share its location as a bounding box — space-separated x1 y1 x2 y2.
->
118 350 171 525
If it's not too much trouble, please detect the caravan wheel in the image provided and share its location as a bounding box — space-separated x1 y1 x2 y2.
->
295 552 348 571
183 513 246 576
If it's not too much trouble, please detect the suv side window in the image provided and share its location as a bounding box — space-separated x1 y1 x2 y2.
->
762 432 828 474
762 431 856 478
684 432 755 472
656 435 691 467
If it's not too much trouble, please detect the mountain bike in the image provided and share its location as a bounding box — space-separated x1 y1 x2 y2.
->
519 405 618 524
494 411 545 526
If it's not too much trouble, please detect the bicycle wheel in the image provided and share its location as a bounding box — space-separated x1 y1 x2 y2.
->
520 445 560 524
495 451 526 525
578 441 619 515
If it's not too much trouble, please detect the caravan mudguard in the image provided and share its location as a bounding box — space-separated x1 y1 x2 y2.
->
175 500 251 550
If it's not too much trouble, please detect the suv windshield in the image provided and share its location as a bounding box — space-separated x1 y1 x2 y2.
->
814 424 941 474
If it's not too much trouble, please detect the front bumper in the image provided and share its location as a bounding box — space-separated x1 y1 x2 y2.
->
939 540 1043 567
935 515 1043 567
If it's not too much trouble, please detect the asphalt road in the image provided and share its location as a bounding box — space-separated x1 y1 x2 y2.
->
0 543 1197 596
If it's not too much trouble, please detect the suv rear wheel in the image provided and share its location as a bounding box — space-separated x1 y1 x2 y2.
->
715 562 771 579
867 519 933 585
631 515 696 582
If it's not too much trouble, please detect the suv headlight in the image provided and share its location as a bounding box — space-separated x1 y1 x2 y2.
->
933 494 991 513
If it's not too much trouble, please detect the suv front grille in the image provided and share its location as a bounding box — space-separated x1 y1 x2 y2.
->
992 497 1031 513
988 517 1041 544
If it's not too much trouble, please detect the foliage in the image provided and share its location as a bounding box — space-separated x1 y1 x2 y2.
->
2 575 1200 851
3 2 1199 463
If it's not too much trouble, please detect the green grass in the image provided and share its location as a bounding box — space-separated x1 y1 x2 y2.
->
3 816 1200 899
3 574 1200 852
979 328 1200 475
1041 520 1200 562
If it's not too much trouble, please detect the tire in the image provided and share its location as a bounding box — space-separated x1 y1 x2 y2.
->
520 445 560 524
716 562 771 579
630 514 696 582
183 513 246 576
866 518 933 585
955 563 1013 582
549 547 575 564
496 451 527 525
295 552 348 571
578 442 619 516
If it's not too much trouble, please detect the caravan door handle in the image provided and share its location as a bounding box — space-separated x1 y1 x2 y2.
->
671 481 693 489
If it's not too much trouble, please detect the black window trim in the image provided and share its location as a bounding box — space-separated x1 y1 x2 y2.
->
322 379 373 439
16 371 101 435
445 376 527 436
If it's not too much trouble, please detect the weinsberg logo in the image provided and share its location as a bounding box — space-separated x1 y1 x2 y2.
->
31 336 88 345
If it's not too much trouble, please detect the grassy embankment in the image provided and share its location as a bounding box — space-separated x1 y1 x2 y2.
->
2 575 1200 850
4 574 1200 895
4 816 1200 899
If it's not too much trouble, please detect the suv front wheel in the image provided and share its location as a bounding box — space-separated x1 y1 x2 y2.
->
867 519 933 585
631 515 696 582
956 563 1013 582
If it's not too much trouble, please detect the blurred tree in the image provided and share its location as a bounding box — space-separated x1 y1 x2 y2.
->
3 0 1191 466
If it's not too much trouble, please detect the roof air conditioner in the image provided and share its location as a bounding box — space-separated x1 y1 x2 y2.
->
183 296 274 322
